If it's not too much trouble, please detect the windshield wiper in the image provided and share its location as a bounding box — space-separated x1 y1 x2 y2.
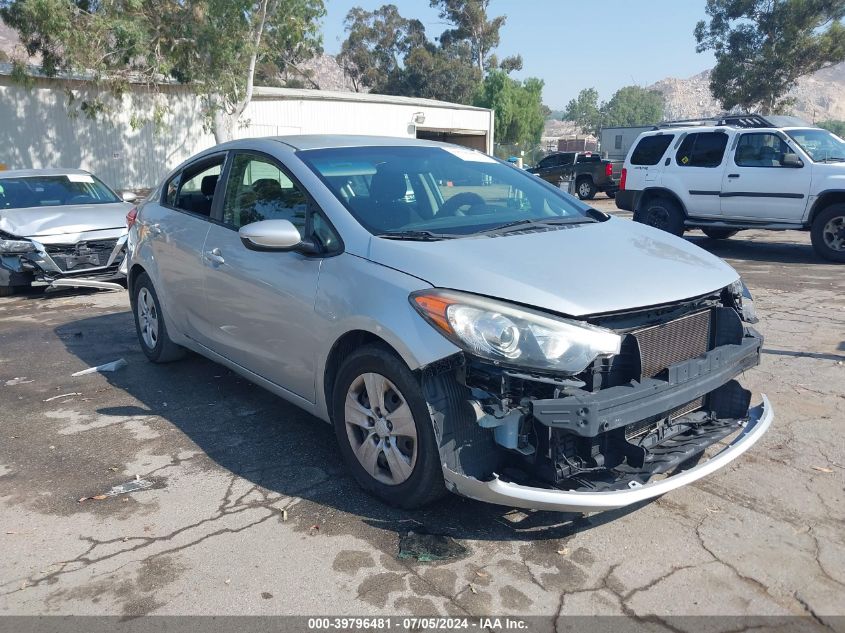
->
379 230 456 241
474 216 596 236
816 157 845 163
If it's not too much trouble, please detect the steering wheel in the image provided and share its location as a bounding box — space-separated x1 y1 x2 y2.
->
438 192 486 217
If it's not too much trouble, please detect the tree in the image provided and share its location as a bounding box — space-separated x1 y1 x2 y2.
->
0 0 325 142
338 4 426 93
695 0 845 114
473 70 544 147
387 44 481 104
601 86 664 128
429 0 520 74
818 120 845 137
563 88 601 136
340 2 520 101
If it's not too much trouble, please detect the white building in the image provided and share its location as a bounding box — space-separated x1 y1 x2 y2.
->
0 65 494 190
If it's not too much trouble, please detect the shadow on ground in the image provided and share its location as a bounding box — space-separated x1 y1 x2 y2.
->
686 234 824 265
56 311 643 546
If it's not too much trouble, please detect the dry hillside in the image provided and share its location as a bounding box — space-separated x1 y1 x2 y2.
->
649 63 845 123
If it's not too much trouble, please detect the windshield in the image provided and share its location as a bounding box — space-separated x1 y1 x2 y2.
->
786 129 845 162
298 146 593 237
0 174 120 210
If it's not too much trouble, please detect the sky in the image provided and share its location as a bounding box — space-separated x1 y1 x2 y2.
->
321 0 717 108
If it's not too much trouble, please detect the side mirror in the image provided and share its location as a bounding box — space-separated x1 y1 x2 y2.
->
122 191 138 203
782 153 803 168
239 219 318 254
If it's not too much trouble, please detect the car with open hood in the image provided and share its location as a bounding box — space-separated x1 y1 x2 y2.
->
0 168 134 294
125 135 772 513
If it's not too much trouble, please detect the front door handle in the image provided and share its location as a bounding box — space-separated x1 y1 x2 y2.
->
727 173 740 178
204 248 225 266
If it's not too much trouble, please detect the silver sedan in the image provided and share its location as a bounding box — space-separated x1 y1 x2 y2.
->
126 136 772 513
0 168 134 294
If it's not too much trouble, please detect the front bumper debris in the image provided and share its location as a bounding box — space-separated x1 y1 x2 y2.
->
443 395 772 513
0 234 127 291
531 335 761 437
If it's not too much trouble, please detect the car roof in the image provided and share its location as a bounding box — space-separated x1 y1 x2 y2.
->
642 125 819 135
0 167 92 179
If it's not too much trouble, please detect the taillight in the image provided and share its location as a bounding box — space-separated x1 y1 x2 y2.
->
620 168 627 191
126 207 138 229
605 162 613 177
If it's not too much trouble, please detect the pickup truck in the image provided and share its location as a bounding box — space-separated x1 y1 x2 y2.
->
527 151 622 200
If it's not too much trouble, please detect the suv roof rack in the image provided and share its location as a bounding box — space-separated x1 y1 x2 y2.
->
655 113 775 129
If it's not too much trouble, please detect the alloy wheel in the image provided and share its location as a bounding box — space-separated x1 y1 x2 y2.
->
344 372 417 486
137 287 159 349
822 215 845 251
579 182 591 198
647 206 670 230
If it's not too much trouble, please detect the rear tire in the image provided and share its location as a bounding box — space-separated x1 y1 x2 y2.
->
576 178 596 200
702 228 739 240
131 272 186 363
331 344 446 509
811 204 845 263
635 197 685 237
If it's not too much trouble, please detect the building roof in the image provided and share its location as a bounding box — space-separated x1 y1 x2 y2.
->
0 61 490 113
269 134 461 151
253 86 490 112
0 168 91 178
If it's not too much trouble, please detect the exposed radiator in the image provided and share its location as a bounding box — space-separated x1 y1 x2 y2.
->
632 309 713 379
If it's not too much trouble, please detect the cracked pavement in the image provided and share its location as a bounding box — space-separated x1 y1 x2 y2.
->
0 201 843 628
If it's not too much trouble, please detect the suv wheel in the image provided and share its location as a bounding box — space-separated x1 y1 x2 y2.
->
702 228 739 240
332 345 446 509
576 178 596 200
131 272 186 362
635 197 685 237
811 205 845 263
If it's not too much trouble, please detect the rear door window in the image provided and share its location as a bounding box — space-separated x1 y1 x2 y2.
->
675 132 728 168
630 135 674 165
165 157 225 217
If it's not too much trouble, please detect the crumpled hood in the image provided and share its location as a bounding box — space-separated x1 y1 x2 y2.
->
366 217 739 317
0 202 130 240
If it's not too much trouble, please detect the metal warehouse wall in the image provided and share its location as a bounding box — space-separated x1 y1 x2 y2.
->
0 74 493 191
0 75 215 191
242 92 493 152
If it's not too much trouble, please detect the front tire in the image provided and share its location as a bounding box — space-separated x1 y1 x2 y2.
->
576 178 596 200
131 272 186 363
702 228 739 240
331 345 445 509
811 205 845 263
606 190 616 199
634 197 686 237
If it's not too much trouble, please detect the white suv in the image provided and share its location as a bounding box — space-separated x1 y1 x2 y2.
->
616 115 845 262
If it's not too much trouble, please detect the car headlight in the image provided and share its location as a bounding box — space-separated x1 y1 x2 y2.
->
729 279 758 324
410 289 622 374
0 239 36 254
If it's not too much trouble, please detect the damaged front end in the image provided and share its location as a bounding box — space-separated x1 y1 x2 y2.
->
418 284 772 513
0 230 127 292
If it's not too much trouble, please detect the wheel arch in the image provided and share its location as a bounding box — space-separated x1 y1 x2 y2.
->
127 263 147 299
636 187 689 217
809 190 845 225
323 329 404 422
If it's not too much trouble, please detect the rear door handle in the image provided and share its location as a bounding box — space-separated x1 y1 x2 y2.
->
727 174 740 178
204 248 225 266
